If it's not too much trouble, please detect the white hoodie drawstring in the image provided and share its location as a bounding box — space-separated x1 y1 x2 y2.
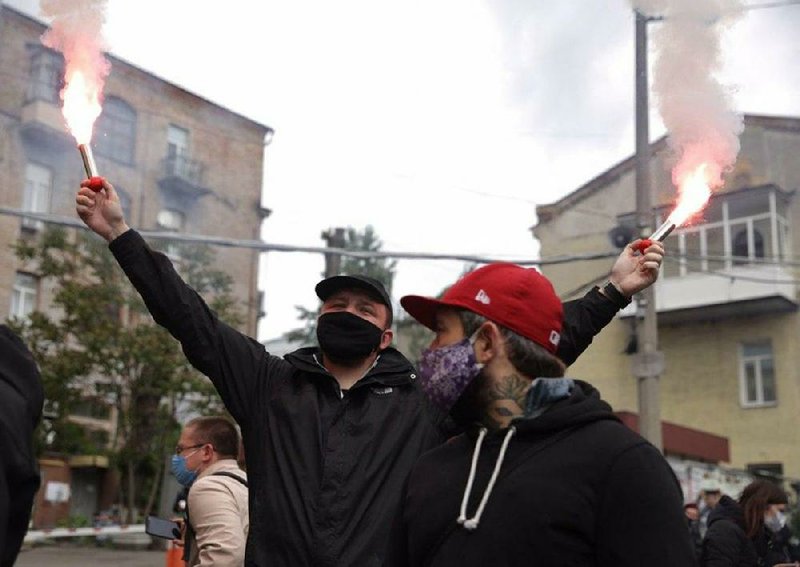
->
457 426 516 531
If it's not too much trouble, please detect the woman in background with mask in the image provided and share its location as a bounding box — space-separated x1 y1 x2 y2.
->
701 479 797 567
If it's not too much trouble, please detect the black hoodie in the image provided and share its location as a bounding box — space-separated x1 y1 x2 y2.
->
0 326 44 567
386 380 697 567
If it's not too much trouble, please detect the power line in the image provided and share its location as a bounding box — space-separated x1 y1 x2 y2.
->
3 207 800 284
0 206 616 267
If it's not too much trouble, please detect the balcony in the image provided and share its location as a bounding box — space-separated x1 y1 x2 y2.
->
158 154 210 200
619 184 797 323
19 99 73 153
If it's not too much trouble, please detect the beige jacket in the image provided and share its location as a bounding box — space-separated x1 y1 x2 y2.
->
186 459 249 567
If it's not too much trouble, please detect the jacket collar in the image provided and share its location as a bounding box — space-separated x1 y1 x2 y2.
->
196 458 245 482
285 346 417 388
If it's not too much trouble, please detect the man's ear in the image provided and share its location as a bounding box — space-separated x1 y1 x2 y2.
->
473 322 502 364
379 328 394 350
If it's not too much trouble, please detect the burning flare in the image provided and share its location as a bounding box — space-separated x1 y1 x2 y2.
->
644 162 717 245
668 163 712 227
62 69 102 145
40 0 111 187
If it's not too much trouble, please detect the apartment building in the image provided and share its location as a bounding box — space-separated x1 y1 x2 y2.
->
0 4 272 525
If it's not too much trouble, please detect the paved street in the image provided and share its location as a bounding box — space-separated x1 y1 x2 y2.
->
15 545 165 566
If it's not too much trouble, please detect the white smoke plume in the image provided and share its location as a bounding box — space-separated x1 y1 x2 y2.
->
630 0 744 189
40 0 110 143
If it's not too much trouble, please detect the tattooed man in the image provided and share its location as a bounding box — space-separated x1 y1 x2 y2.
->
387 262 696 567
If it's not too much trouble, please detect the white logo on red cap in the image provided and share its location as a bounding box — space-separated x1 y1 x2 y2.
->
549 330 561 347
475 290 491 305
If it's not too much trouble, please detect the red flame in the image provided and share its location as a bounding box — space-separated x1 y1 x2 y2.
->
62 69 103 145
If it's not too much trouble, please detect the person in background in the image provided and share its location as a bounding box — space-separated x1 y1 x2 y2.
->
173 416 248 567
701 479 798 567
686 502 704 558
699 480 724 539
0 325 44 567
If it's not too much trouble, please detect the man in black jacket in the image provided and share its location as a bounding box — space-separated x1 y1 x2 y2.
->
76 179 663 567
388 262 695 567
0 325 44 567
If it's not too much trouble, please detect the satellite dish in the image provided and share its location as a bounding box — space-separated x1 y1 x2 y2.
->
609 225 635 250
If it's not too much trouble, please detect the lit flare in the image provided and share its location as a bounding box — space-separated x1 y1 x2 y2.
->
637 163 716 252
62 69 102 146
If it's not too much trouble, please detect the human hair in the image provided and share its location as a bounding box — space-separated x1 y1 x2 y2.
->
186 416 240 459
458 309 566 378
739 479 788 538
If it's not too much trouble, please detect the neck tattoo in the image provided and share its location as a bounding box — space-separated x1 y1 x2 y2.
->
480 373 529 430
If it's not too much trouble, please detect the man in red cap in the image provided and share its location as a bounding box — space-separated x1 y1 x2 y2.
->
76 178 665 566
386 263 696 567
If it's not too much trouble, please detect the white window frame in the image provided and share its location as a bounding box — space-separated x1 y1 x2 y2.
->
167 125 189 157
11 272 38 319
738 341 777 408
665 189 788 278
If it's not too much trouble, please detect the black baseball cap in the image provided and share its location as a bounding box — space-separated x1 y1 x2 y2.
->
315 275 393 322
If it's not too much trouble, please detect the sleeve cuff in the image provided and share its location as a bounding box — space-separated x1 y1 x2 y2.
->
596 282 633 309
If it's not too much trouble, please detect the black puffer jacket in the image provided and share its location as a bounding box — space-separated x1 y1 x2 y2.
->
0 326 44 567
700 495 758 567
110 229 623 567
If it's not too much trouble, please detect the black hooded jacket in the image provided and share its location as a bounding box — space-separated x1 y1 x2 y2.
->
109 230 626 567
700 495 758 567
386 381 696 567
701 495 793 567
0 326 44 567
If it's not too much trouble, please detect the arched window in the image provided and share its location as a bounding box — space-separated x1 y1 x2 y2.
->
94 97 136 164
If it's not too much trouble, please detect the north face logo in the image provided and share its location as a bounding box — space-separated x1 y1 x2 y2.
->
475 290 491 304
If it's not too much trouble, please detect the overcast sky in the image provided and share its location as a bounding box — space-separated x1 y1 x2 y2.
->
6 0 800 342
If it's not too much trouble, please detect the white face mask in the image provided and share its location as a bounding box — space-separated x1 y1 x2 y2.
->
764 510 787 533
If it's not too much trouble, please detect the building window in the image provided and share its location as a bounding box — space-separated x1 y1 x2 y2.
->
732 228 764 265
746 462 783 481
27 49 62 104
22 162 53 231
167 125 189 158
94 97 136 164
11 272 38 319
739 341 776 407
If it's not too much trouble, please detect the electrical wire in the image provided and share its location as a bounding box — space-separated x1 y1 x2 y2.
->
0 206 616 267
3 206 800 284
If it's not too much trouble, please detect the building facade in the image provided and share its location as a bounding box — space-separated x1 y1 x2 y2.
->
0 5 271 525
534 114 800 484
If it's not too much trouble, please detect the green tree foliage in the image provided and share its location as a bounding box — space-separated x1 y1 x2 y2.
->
8 228 241 521
284 225 397 344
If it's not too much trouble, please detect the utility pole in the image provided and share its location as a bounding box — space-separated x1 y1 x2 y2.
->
321 227 346 278
633 11 664 451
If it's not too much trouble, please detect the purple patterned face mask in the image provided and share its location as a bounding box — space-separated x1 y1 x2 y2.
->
418 335 483 412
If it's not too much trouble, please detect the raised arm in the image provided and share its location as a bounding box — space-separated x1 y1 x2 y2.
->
557 240 664 365
76 179 268 423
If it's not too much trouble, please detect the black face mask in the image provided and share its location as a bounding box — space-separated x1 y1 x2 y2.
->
316 311 384 365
